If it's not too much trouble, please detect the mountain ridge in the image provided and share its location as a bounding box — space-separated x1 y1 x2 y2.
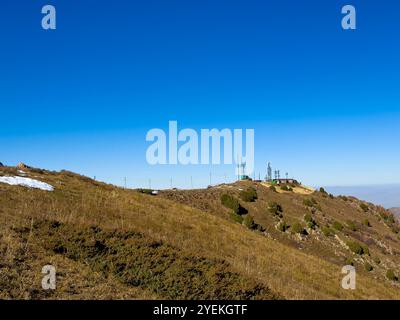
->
0 165 399 299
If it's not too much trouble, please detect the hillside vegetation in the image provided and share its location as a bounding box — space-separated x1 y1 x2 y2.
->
0 165 399 299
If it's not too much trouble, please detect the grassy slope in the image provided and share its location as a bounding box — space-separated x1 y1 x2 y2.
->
0 166 399 299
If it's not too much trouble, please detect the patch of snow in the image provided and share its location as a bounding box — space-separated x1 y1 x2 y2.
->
0 176 54 191
17 170 27 176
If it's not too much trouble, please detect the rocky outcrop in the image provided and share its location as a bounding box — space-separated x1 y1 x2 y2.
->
17 163 31 169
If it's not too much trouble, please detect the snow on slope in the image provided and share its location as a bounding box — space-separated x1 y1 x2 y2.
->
0 176 54 191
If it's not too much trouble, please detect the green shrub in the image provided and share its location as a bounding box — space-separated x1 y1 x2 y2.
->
379 211 396 224
390 224 400 234
221 194 240 214
322 226 334 237
269 185 277 192
239 187 257 202
360 203 369 212
243 215 256 229
136 188 153 195
345 258 354 266
364 262 373 272
332 221 344 231
387 214 396 224
362 244 370 256
319 187 327 194
291 222 306 235
256 224 265 232
230 211 244 224
307 220 317 229
347 241 363 255
346 220 357 232
277 221 289 232
386 270 398 282
373 257 381 265
304 214 317 229
347 241 369 255
268 202 283 217
303 198 317 207
304 213 313 223
363 219 371 227
280 185 293 192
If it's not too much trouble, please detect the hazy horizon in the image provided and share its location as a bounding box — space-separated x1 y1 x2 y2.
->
325 184 400 209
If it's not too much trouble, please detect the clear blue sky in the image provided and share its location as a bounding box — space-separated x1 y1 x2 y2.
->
1 0 399 189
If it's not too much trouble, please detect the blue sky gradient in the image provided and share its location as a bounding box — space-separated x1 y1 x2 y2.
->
1 0 399 191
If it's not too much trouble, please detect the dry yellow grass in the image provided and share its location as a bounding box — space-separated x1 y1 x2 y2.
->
0 167 399 299
261 182 315 195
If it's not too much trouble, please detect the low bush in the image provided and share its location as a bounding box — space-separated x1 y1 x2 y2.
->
322 226 334 237
347 241 369 255
277 221 289 232
243 215 256 230
291 222 307 235
136 188 153 195
364 262 373 272
269 185 277 192
256 224 265 232
363 219 371 227
239 187 257 202
390 224 400 234
230 212 244 224
280 185 293 192
332 221 344 231
346 220 357 232
319 187 327 194
221 194 240 214
304 214 317 229
387 214 396 224
268 202 283 217
304 213 313 223
360 203 369 212
303 198 317 207
379 211 396 224
386 270 398 282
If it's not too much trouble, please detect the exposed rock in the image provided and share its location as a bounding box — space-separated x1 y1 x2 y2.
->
17 162 31 169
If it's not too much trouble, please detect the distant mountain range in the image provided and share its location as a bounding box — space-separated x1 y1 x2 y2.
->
325 184 400 209
389 207 400 218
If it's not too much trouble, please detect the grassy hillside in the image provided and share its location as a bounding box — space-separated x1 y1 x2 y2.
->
0 165 399 299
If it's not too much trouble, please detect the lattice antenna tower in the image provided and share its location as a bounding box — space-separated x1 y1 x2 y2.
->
267 162 272 181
